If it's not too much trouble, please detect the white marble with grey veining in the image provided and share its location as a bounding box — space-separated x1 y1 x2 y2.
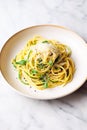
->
0 0 87 130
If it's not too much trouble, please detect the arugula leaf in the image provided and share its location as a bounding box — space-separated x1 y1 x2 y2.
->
43 82 48 88
39 75 44 80
42 40 48 43
48 60 53 66
39 75 48 88
37 58 42 63
37 63 44 69
31 69 38 75
16 60 26 65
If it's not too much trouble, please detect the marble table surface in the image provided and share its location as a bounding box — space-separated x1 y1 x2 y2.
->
0 0 87 130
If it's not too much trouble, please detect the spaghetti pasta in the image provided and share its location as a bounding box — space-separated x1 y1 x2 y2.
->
12 36 75 90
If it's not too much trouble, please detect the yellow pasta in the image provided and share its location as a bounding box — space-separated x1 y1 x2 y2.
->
12 36 75 90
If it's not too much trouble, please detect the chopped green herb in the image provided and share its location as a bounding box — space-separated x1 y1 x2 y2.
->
16 60 26 65
48 60 53 66
42 40 48 43
37 58 42 63
43 82 48 88
31 69 38 75
39 75 45 80
39 75 48 88
37 63 44 69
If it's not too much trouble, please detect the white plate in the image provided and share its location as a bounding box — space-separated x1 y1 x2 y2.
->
0 25 87 100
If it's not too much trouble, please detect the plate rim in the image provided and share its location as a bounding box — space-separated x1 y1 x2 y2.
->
0 24 87 100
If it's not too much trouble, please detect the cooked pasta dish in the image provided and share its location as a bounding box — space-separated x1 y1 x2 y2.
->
12 36 75 90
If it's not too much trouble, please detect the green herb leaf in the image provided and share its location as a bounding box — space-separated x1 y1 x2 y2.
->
39 75 45 80
48 60 53 66
31 69 38 75
16 60 27 65
43 82 48 88
42 40 48 43
39 75 48 88
37 58 42 63
37 63 44 69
